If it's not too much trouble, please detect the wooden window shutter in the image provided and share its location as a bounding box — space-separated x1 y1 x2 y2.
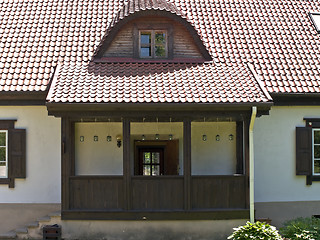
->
164 140 179 175
8 129 26 179
296 127 312 175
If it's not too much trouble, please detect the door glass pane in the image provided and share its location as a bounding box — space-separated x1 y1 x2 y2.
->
315 131 320 144
140 32 151 44
141 47 151 57
0 132 6 146
314 160 320 174
143 165 151 176
152 152 160 163
152 165 160 176
314 145 320 158
143 152 151 163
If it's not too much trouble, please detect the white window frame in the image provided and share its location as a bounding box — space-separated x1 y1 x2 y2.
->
0 130 8 178
312 129 320 176
139 30 168 58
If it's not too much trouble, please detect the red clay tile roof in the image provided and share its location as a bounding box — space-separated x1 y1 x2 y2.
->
1 0 320 98
47 62 271 103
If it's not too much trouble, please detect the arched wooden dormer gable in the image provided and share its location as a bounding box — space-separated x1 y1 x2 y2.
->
93 0 212 61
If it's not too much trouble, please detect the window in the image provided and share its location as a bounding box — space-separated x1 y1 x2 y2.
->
133 24 173 59
0 131 8 178
139 148 164 175
313 129 320 175
296 118 320 185
134 140 179 175
0 120 26 188
310 13 320 33
139 30 167 58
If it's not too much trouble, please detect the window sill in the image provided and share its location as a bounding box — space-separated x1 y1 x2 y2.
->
0 178 14 188
306 175 320 185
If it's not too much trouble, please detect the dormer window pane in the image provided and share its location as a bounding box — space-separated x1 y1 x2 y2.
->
141 33 151 44
139 30 167 58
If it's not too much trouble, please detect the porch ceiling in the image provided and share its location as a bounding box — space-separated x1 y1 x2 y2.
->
46 61 272 105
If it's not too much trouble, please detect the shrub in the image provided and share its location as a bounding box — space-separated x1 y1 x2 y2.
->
280 217 320 240
228 221 283 240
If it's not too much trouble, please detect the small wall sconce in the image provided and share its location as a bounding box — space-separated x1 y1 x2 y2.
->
169 134 173 140
229 134 234 141
80 136 84 142
202 134 207 141
155 134 160 140
116 135 122 148
142 134 146 140
94 135 98 142
215 135 220 141
107 136 112 142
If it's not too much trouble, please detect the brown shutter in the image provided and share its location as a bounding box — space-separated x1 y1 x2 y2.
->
296 127 312 175
8 129 26 178
164 140 179 175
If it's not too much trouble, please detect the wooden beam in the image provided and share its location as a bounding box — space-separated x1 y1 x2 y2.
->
62 209 250 220
123 118 131 210
183 119 191 210
61 117 71 211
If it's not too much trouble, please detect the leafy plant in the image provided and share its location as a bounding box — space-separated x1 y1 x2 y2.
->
228 221 282 240
280 217 320 240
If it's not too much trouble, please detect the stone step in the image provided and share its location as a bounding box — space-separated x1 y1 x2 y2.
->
15 228 28 234
0 231 16 240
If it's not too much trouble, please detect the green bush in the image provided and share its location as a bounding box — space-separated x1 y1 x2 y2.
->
280 217 320 240
228 221 282 240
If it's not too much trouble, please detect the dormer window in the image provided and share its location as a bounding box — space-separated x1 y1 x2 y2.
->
140 30 167 58
310 13 320 33
134 24 173 59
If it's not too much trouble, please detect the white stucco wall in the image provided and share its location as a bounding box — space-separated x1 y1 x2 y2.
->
0 106 61 203
191 122 236 175
254 106 320 203
75 122 123 175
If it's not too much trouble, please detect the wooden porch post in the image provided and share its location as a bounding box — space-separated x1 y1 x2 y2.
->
123 118 131 210
183 119 191 210
61 117 73 211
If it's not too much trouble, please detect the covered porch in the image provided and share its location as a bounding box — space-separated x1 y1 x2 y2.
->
56 107 264 220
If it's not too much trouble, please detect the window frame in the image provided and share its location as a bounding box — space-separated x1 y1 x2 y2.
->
0 130 8 178
0 120 26 188
139 30 168 59
139 147 164 176
312 129 320 176
133 23 173 60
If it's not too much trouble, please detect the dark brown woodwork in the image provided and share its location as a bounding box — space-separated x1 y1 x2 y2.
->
61 117 72 211
296 127 312 176
123 119 131 210
243 117 250 209
69 176 124 210
164 140 179 175
8 129 26 179
183 119 191 210
131 176 184 210
0 120 16 129
236 121 244 174
191 176 247 209
62 209 249 221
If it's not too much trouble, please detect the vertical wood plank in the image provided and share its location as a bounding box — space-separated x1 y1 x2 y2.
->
123 118 131 210
236 121 244 174
243 117 250 209
183 119 191 210
61 117 71 211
